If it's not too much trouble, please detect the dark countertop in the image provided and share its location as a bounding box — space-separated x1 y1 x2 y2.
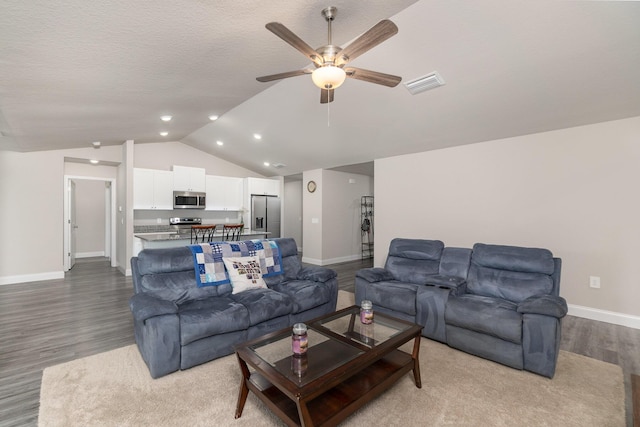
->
135 229 269 242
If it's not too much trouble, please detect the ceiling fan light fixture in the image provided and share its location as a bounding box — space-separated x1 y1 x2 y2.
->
312 66 346 90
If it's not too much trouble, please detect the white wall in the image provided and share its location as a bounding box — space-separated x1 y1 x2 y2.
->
302 169 373 265
283 179 303 250
0 145 121 284
302 169 323 263
0 140 275 284
322 170 373 263
375 116 640 323
134 141 263 177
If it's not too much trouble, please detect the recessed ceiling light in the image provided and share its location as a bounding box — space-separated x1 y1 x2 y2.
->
90 159 99 164
209 115 219 121
160 131 169 137
253 133 262 140
216 140 224 146
160 115 172 122
263 162 270 167
92 141 101 148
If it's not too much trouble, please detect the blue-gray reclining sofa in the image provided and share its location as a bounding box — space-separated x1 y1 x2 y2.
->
130 237 338 378
355 238 567 378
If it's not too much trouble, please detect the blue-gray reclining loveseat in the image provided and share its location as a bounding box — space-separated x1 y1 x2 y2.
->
355 238 567 378
130 237 338 378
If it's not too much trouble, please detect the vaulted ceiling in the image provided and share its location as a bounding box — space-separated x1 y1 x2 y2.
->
1 1 639 176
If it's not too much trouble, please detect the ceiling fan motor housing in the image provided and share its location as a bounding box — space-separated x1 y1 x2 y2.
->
315 45 344 66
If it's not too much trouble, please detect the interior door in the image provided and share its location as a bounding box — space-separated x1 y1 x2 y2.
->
69 179 77 269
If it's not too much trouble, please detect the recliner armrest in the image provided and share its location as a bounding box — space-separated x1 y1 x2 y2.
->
355 268 395 283
517 295 568 318
297 266 337 283
129 293 179 323
423 275 467 296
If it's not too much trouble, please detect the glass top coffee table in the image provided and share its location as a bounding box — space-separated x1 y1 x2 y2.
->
234 305 422 426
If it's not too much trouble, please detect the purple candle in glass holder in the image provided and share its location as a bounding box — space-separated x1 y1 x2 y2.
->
360 300 374 324
292 323 308 356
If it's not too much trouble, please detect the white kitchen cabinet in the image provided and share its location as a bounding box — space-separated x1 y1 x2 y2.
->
206 175 244 211
172 165 206 192
246 177 280 197
133 168 173 210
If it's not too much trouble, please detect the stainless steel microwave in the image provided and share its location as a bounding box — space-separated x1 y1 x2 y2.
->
173 191 206 209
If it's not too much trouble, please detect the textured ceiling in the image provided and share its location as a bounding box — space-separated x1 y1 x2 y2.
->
0 0 417 152
1 1 639 178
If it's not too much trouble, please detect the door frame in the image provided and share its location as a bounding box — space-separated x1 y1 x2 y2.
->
63 175 117 271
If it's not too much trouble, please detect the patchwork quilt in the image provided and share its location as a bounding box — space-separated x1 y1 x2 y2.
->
188 240 283 287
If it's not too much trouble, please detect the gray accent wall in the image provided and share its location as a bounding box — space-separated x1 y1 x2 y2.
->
374 116 640 322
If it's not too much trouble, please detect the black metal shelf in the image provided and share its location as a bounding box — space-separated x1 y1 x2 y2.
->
361 196 374 260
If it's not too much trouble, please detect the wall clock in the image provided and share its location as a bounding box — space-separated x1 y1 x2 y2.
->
307 180 317 193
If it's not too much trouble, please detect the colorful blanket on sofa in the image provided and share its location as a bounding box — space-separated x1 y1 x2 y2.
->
188 240 283 287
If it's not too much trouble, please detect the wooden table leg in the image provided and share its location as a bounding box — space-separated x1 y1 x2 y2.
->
235 353 251 419
411 334 422 388
296 398 314 427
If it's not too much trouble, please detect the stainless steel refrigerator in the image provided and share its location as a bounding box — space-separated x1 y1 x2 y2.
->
251 195 281 238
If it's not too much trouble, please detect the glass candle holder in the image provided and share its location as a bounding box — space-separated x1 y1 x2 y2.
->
292 323 308 356
291 354 308 377
360 300 374 324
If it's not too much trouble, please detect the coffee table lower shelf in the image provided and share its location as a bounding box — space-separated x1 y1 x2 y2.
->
247 349 415 427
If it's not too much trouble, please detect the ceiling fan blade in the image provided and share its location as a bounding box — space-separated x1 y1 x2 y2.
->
320 89 334 104
256 69 311 83
345 67 402 87
266 22 323 66
336 20 398 66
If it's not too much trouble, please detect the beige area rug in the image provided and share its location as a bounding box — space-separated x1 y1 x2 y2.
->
39 291 624 427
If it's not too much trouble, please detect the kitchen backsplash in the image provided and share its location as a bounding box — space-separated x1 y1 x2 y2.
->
134 210 241 227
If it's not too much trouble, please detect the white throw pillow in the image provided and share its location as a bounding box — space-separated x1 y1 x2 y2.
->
222 255 267 294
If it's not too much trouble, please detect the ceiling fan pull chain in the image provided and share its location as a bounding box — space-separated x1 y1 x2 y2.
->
327 97 330 127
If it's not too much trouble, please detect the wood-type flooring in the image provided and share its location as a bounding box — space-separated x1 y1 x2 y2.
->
0 257 638 426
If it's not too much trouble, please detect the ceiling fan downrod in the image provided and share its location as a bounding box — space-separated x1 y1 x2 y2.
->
322 6 337 46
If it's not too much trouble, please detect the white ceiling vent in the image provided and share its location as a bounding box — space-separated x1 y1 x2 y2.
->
272 163 287 169
404 72 445 95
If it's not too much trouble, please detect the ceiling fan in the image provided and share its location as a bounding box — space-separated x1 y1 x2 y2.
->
256 6 402 104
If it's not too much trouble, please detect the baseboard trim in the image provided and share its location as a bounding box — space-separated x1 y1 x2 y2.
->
0 271 65 286
117 265 132 277
301 254 362 266
76 251 105 259
568 303 640 330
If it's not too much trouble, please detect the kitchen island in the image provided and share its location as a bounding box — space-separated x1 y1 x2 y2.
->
134 229 271 251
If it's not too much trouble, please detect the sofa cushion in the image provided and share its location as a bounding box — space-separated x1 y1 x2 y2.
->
229 288 293 325
361 281 418 316
262 238 302 286
438 247 472 279
223 256 267 294
385 239 444 284
472 243 555 275
179 297 249 345
269 280 333 314
467 266 554 303
445 294 522 344
467 243 556 303
137 247 193 275
140 270 230 304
